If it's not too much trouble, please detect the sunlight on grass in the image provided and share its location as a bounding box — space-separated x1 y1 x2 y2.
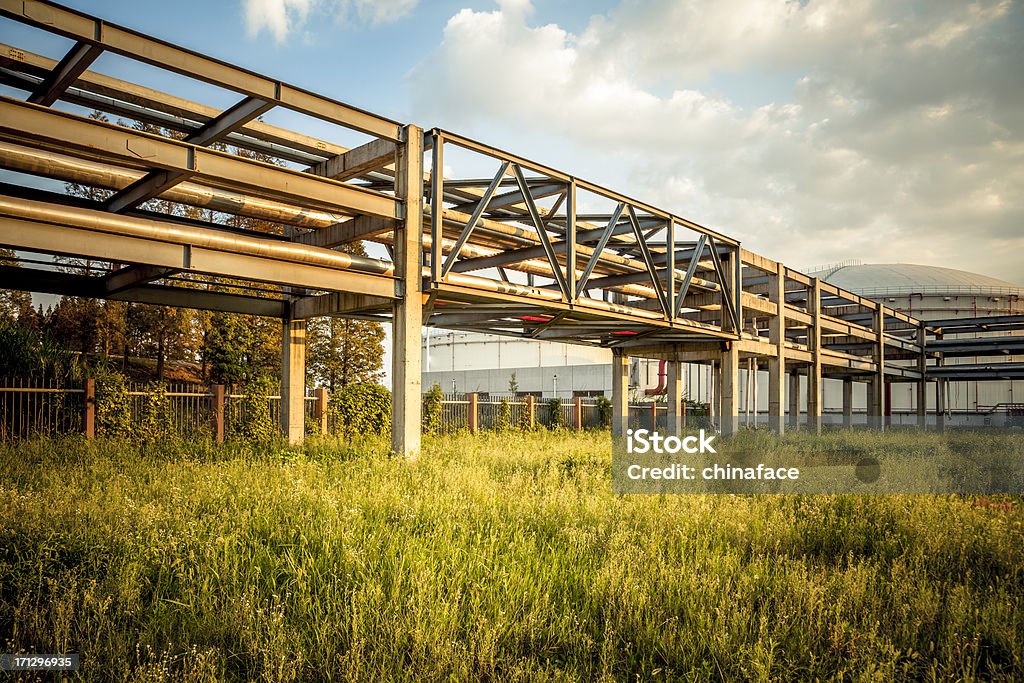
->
0 430 1021 681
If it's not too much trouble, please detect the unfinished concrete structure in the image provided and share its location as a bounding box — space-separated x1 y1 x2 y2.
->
0 1 947 454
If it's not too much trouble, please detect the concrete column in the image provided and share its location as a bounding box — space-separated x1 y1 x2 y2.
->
667 360 684 434
612 349 629 437
916 326 928 428
842 378 853 429
871 305 886 430
392 124 424 458
788 371 800 429
807 279 822 434
720 344 740 436
935 341 945 433
280 319 306 445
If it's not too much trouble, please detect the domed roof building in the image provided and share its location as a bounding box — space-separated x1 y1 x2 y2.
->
811 262 1023 419
813 263 1023 322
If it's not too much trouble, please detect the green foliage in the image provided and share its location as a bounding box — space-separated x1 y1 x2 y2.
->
507 372 518 394
306 242 386 391
93 365 133 438
422 383 443 435
136 382 174 444
495 398 512 431
517 397 536 431
205 313 279 386
232 376 277 443
333 384 391 437
545 397 564 429
595 395 613 428
0 320 79 381
1 431 1022 681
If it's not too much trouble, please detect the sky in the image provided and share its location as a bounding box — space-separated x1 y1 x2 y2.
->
6 0 1022 282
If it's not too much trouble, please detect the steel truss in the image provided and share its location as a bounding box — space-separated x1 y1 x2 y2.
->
0 0 944 446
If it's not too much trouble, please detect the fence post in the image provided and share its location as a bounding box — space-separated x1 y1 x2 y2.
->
651 401 658 431
211 383 225 443
82 378 95 438
468 392 479 433
526 395 535 429
573 395 582 431
682 400 687 430
314 387 329 435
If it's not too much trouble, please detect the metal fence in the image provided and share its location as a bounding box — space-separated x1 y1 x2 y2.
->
0 378 710 441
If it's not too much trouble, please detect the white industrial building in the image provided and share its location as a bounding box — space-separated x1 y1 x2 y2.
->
422 263 1023 419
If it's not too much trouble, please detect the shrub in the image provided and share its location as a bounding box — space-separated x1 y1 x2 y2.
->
422 383 443 435
495 398 512 431
545 397 564 429
137 382 174 444
334 384 391 437
232 376 277 443
93 366 133 438
595 395 613 428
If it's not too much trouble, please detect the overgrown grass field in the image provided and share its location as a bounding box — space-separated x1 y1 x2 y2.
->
1 430 1021 681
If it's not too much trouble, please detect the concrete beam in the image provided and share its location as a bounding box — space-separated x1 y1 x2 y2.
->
391 125 423 458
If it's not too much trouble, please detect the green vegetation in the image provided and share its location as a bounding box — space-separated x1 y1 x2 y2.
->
0 431 1021 681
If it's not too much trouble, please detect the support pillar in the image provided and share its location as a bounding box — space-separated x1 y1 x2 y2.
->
667 360 684 434
392 124 424 458
935 342 946 433
720 344 740 436
788 371 800 429
870 305 886 430
842 378 853 429
806 279 822 434
612 349 629 437
280 319 306 445
916 326 928 429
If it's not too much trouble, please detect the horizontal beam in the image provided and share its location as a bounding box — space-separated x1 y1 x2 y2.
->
0 96 398 219
1 0 403 140
289 292 392 319
27 40 103 106
308 137 396 182
0 264 286 316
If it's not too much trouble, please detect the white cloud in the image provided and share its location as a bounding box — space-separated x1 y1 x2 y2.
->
409 0 1023 280
243 0 419 42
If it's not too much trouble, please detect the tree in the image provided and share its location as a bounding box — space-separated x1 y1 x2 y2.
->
306 242 386 390
0 249 34 324
203 312 279 386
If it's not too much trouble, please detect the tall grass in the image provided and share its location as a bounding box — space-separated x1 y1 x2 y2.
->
0 430 1021 681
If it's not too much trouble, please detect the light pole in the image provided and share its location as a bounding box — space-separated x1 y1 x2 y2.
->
552 373 558 399
451 379 456 394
